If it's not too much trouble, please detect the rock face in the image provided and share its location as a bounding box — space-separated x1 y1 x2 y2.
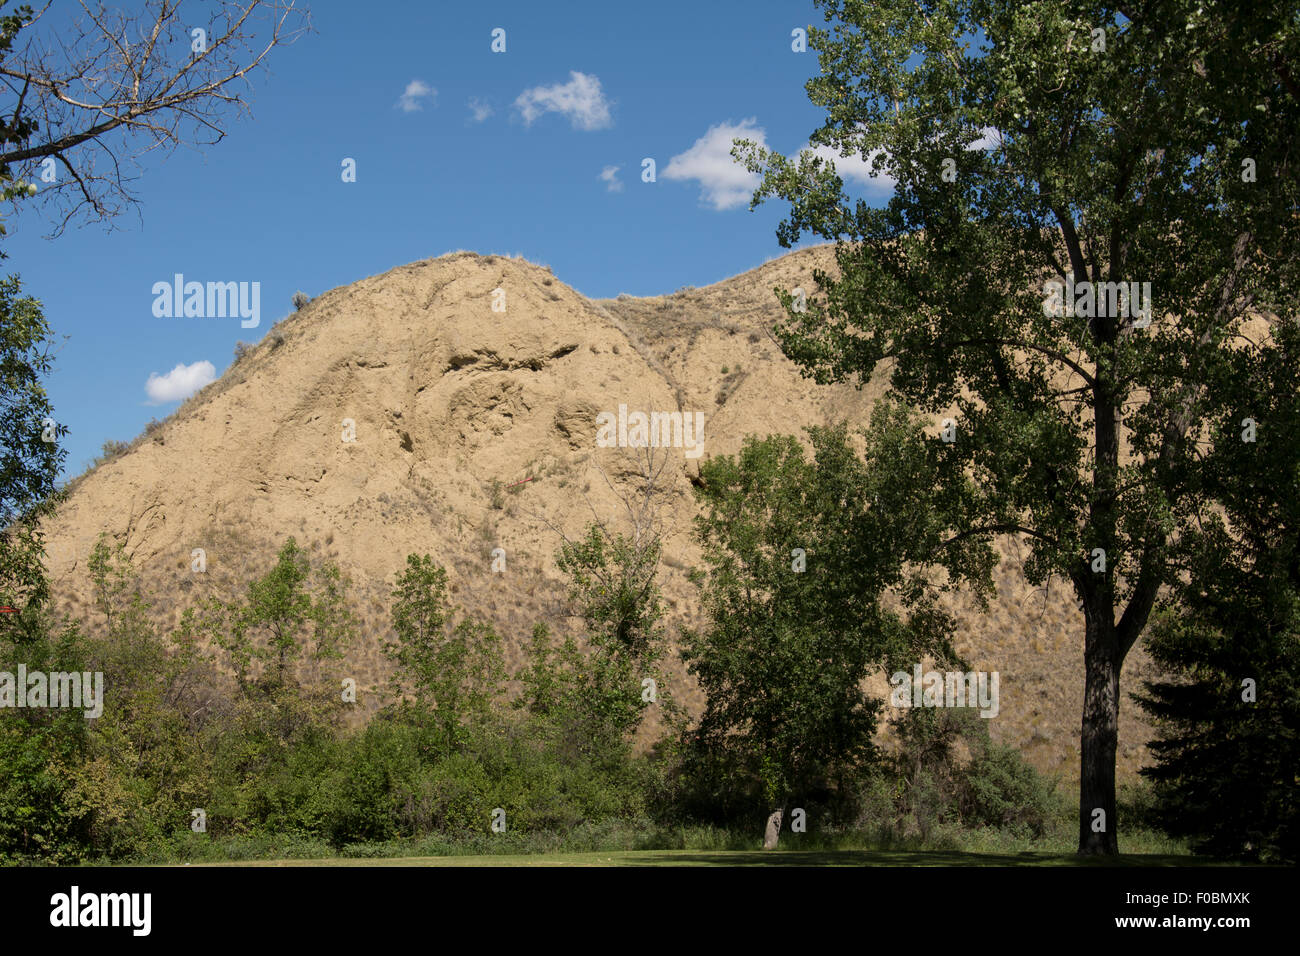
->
40 246 1164 784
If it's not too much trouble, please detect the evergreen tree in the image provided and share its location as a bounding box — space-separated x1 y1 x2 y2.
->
1136 316 1300 862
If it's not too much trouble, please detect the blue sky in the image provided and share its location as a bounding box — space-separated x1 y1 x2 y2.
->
2 0 895 481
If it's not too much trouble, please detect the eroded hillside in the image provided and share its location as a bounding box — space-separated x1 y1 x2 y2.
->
42 245 1163 784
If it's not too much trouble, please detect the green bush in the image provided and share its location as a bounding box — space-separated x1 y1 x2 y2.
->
94 439 129 466
326 719 421 845
419 753 495 833
0 622 94 863
960 734 1057 838
876 706 1058 843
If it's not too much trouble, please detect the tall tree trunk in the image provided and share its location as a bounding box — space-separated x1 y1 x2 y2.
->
1079 610 1121 855
1080 282 1123 856
763 806 785 850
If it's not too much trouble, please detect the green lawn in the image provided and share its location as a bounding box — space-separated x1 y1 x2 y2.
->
193 848 1231 867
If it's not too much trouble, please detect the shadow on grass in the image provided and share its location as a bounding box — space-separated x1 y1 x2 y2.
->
617 849 1232 867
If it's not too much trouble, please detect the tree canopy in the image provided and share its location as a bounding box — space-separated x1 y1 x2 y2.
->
739 0 1300 853
0 273 64 634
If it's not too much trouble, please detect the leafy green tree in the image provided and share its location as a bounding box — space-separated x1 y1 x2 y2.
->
511 618 663 827
557 522 665 666
0 273 65 637
516 621 636 770
515 519 677 787
387 554 450 704
196 537 356 696
179 537 357 827
1136 317 1300 862
553 523 672 740
682 422 983 846
71 535 212 857
86 533 147 637
386 554 505 758
0 617 92 862
243 538 314 689
739 0 1300 853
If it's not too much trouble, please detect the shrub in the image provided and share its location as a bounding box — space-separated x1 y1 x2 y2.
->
419 753 495 833
0 622 95 863
884 706 1057 842
93 439 130 467
291 291 310 311
959 733 1057 837
325 721 421 846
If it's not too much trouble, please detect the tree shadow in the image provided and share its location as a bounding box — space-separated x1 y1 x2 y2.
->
619 849 1228 867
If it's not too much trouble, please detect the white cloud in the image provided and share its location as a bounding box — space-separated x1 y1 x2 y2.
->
966 126 1003 150
801 143 897 196
145 360 216 404
467 96 493 123
396 79 436 113
662 118 766 211
514 71 612 130
599 165 623 193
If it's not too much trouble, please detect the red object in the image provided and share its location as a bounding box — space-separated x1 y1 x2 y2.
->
506 477 534 488
0 606 18 614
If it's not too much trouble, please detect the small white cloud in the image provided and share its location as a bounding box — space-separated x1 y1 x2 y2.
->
801 143 896 196
662 118 766 211
966 126 1002 150
145 360 216 404
599 165 623 193
467 96 493 123
514 71 612 130
396 79 436 113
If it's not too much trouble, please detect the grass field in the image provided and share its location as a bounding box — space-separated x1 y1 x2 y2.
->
194 848 1237 867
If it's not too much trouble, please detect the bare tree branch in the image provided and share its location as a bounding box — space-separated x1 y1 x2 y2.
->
0 0 310 236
